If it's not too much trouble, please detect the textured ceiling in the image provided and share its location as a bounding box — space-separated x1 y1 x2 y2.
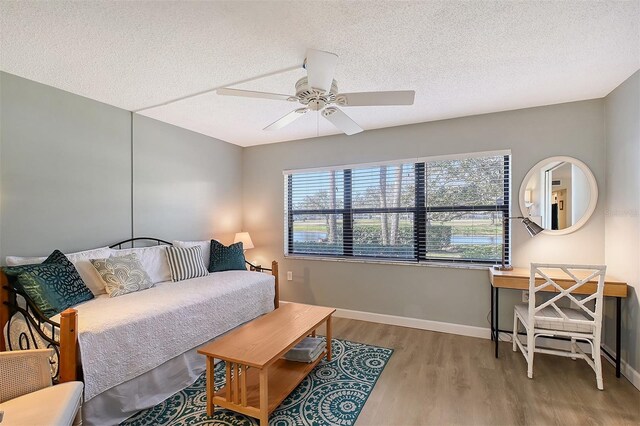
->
1 1 638 147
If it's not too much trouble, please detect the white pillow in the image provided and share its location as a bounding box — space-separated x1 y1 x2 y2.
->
5 255 46 265
6 246 113 296
111 245 171 284
172 240 210 270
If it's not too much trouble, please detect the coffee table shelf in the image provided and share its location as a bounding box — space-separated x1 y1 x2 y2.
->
214 353 325 415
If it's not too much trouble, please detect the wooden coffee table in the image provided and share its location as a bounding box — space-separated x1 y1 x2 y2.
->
197 302 336 425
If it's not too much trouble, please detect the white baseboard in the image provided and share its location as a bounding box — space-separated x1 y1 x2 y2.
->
295 302 640 391
331 306 492 339
500 334 640 391
602 344 640 391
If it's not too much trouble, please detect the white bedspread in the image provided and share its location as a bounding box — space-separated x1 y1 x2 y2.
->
65 271 274 401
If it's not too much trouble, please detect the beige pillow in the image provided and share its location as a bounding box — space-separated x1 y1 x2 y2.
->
90 253 153 297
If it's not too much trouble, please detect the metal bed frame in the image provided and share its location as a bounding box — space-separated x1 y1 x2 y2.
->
0 237 279 383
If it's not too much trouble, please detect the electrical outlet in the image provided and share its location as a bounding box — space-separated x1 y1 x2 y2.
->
287 271 293 281
522 291 529 303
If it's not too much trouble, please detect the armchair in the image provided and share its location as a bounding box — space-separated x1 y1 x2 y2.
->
0 349 83 425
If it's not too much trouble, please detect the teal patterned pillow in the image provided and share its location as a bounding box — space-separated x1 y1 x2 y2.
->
4 250 94 317
209 240 246 272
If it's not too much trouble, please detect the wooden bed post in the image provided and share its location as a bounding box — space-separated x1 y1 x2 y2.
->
272 261 279 309
59 308 78 383
0 270 9 352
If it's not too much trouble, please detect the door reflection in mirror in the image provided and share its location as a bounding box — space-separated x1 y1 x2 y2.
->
521 156 597 234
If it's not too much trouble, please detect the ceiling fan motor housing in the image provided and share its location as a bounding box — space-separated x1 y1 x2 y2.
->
295 77 338 110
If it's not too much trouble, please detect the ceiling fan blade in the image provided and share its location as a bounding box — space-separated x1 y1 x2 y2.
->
217 88 296 102
264 108 308 131
304 48 338 93
338 90 415 106
322 107 363 135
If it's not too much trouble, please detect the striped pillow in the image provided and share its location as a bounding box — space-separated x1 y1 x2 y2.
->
165 246 209 282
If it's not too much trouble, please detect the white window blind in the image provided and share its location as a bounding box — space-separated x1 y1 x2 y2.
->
284 151 510 265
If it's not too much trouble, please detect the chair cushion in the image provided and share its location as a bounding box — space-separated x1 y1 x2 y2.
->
0 381 83 426
514 304 594 333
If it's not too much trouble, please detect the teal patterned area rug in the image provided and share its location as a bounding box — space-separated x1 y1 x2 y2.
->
122 338 392 426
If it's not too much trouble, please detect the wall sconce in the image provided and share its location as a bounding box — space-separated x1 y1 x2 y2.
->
494 217 544 271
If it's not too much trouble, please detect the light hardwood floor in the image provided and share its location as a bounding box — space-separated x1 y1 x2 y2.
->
319 317 640 426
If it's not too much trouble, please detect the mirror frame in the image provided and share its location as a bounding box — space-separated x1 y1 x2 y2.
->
519 156 598 235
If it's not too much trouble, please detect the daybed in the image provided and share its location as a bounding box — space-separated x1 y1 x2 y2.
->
0 238 280 425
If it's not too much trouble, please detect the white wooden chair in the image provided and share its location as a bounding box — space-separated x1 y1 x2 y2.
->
0 349 83 425
512 263 607 390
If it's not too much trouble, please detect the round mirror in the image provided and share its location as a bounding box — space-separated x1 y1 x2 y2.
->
519 156 598 235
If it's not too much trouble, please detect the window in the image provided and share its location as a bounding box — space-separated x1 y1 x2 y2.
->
284 151 510 265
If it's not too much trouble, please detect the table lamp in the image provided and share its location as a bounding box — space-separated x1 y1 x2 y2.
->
234 232 254 251
494 217 544 271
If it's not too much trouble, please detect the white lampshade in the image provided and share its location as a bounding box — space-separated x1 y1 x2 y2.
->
234 232 254 250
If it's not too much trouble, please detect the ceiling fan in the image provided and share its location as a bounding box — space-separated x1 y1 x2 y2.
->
216 49 416 136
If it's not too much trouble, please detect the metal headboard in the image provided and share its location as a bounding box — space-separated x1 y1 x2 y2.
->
109 237 269 271
109 237 173 249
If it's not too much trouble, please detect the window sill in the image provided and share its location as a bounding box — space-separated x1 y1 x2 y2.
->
283 254 493 270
